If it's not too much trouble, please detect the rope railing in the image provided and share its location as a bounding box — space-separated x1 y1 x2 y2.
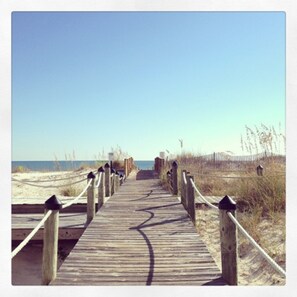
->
12 176 88 188
189 177 286 277
61 178 93 210
182 171 187 185
189 178 218 210
95 172 103 188
12 178 94 259
12 160 134 285
162 159 286 285
227 212 286 277
12 170 96 183
12 210 53 259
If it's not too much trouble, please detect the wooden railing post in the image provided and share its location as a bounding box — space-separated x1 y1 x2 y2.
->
98 166 105 210
110 168 115 196
124 158 128 178
127 158 130 175
154 157 158 172
166 170 171 192
120 174 124 185
130 157 134 173
160 158 164 173
172 161 178 195
219 195 238 285
256 165 264 176
42 195 62 285
104 163 111 197
155 157 165 175
87 172 96 224
115 172 120 192
186 174 195 222
181 169 187 207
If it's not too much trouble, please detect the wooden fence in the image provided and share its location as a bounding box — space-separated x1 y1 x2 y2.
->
199 151 284 163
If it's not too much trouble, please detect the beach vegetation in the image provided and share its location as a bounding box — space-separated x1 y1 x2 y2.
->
160 124 285 283
60 185 82 197
12 165 29 173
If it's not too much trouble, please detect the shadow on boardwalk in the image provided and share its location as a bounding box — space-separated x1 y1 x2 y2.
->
52 167 227 286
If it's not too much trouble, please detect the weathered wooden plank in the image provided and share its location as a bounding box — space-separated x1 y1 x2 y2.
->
12 212 87 240
51 170 227 286
12 228 85 241
53 279 226 286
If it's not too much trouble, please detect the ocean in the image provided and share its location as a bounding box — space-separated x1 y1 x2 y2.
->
12 160 155 171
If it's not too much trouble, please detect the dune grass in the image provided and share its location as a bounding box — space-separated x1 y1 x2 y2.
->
160 151 286 282
163 153 285 217
60 185 83 197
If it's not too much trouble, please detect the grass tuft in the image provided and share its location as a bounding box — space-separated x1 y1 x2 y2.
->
60 186 81 197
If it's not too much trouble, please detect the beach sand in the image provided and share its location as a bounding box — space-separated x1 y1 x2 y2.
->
12 170 90 201
11 170 286 286
195 208 285 286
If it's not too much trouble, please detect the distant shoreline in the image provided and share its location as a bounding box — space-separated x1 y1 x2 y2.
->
12 160 154 171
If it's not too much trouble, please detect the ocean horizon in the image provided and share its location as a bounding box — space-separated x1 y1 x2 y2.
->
12 160 155 172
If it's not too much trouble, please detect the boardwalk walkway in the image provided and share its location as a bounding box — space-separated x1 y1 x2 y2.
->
51 170 227 285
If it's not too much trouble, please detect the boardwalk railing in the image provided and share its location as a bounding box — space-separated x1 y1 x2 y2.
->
154 157 165 175
156 157 286 285
11 158 135 285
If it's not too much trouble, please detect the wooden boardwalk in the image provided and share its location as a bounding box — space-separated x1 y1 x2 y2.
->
51 170 227 286
11 195 225 241
12 212 86 240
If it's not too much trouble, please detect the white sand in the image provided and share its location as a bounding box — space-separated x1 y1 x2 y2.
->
195 207 286 285
12 169 91 201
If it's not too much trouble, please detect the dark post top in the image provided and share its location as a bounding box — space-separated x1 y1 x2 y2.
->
256 165 264 176
218 195 236 210
172 161 178 168
111 168 116 174
104 162 110 168
87 172 96 179
98 166 104 173
45 195 62 210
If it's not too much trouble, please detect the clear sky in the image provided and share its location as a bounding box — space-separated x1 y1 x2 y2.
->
12 11 285 161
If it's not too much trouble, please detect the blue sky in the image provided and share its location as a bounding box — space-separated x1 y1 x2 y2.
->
12 12 285 160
